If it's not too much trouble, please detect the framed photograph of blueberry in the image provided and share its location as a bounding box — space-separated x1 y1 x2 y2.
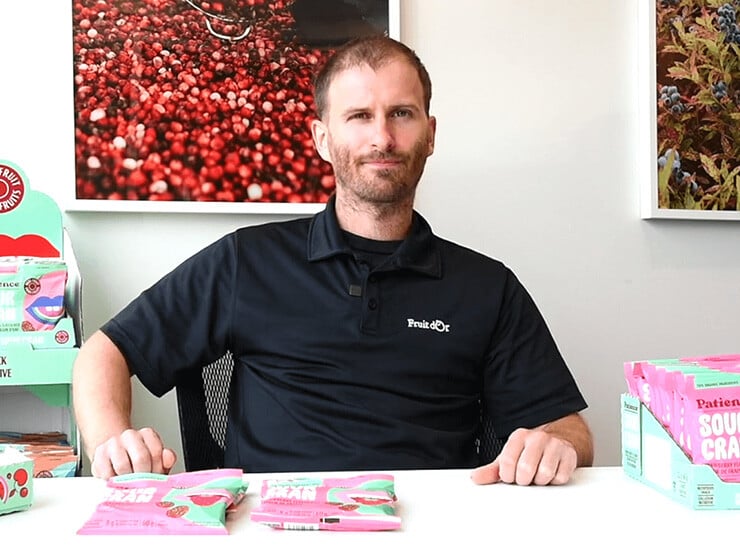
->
640 0 740 220
68 0 400 215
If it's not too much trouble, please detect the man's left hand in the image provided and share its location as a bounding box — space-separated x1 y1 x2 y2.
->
470 427 578 486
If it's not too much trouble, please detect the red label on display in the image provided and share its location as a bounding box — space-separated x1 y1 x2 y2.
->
0 163 25 213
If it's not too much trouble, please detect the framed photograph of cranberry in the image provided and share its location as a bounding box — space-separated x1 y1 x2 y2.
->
68 0 401 214
640 0 740 220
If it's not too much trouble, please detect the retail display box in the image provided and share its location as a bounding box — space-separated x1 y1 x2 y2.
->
621 393 740 509
0 159 82 477
0 446 34 515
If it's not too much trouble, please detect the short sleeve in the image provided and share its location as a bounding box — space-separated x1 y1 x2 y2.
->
482 268 587 437
101 233 238 397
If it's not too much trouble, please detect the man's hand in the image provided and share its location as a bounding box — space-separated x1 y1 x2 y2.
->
471 427 577 485
470 413 593 486
90 427 177 480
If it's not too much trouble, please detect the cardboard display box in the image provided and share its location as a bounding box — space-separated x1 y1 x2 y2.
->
0 160 82 477
621 393 740 509
0 446 34 515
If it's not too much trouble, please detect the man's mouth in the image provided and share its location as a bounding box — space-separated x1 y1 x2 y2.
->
362 158 403 167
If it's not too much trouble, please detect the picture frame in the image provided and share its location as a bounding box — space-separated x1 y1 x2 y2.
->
67 0 401 215
640 0 740 220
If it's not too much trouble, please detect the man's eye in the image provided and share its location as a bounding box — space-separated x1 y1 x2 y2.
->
392 109 412 118
349 113 370 120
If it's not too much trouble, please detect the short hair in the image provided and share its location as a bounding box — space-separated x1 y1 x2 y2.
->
312 35 432 119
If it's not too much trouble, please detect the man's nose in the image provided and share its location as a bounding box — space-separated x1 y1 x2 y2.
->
370 118 395 152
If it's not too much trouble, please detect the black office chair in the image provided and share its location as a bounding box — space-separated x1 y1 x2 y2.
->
176 351 505 471
477 406 505 464
176 352 234 471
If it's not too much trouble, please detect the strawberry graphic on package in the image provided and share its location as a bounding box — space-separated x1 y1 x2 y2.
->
77 468 247 535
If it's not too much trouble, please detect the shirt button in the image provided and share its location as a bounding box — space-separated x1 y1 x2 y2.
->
369 276 377 283
368 298 378 310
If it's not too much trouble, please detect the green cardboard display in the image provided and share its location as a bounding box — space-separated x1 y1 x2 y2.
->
0 160 80 386
0 159 81 476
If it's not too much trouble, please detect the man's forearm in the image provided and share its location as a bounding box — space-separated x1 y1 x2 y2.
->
540 412 594 467
72 330 134 459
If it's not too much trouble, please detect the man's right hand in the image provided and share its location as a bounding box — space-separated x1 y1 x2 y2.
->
90 427 177 479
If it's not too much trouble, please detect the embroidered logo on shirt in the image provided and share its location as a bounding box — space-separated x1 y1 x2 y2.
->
406 318 450 333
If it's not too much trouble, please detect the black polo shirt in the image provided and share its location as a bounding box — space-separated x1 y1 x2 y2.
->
102 197 587 472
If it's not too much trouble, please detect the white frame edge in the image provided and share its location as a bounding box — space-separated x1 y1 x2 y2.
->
640 0 740 221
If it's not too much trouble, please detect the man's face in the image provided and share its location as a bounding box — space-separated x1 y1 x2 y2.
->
311 57 436 205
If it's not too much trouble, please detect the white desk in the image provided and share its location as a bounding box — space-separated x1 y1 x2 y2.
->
1 467 736 557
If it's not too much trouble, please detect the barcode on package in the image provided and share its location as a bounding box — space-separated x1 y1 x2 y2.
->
283 522 319 530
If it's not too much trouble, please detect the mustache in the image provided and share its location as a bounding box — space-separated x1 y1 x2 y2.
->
359 151 406 163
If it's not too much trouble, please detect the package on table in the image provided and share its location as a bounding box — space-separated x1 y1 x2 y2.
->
0 446 34 516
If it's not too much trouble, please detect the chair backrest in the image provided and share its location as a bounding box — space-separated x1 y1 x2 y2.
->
176 352 506 471
176 352 234 471
476 406 505 464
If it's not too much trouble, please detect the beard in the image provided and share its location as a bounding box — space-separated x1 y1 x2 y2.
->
328 136 431 205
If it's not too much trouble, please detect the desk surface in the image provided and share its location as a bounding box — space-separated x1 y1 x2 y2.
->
1 467 736 557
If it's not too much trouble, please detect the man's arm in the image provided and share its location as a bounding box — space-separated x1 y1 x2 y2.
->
471 412 593 486
72 330 175 478
541 412 594 467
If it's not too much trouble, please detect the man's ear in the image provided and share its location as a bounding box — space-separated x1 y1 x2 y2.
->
427 115 437 157
311 118 332 163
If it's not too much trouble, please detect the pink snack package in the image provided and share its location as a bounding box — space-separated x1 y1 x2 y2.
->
642 362 672 428
22 267 67 331
250 473 401 531
77 468 247 535
682 354 740 373
0 258 67 332
680 381 740 482
623 361 642 398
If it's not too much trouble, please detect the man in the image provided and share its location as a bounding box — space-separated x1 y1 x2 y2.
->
72 36 593 486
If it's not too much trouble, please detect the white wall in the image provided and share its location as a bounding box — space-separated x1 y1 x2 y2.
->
2 1 739 474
